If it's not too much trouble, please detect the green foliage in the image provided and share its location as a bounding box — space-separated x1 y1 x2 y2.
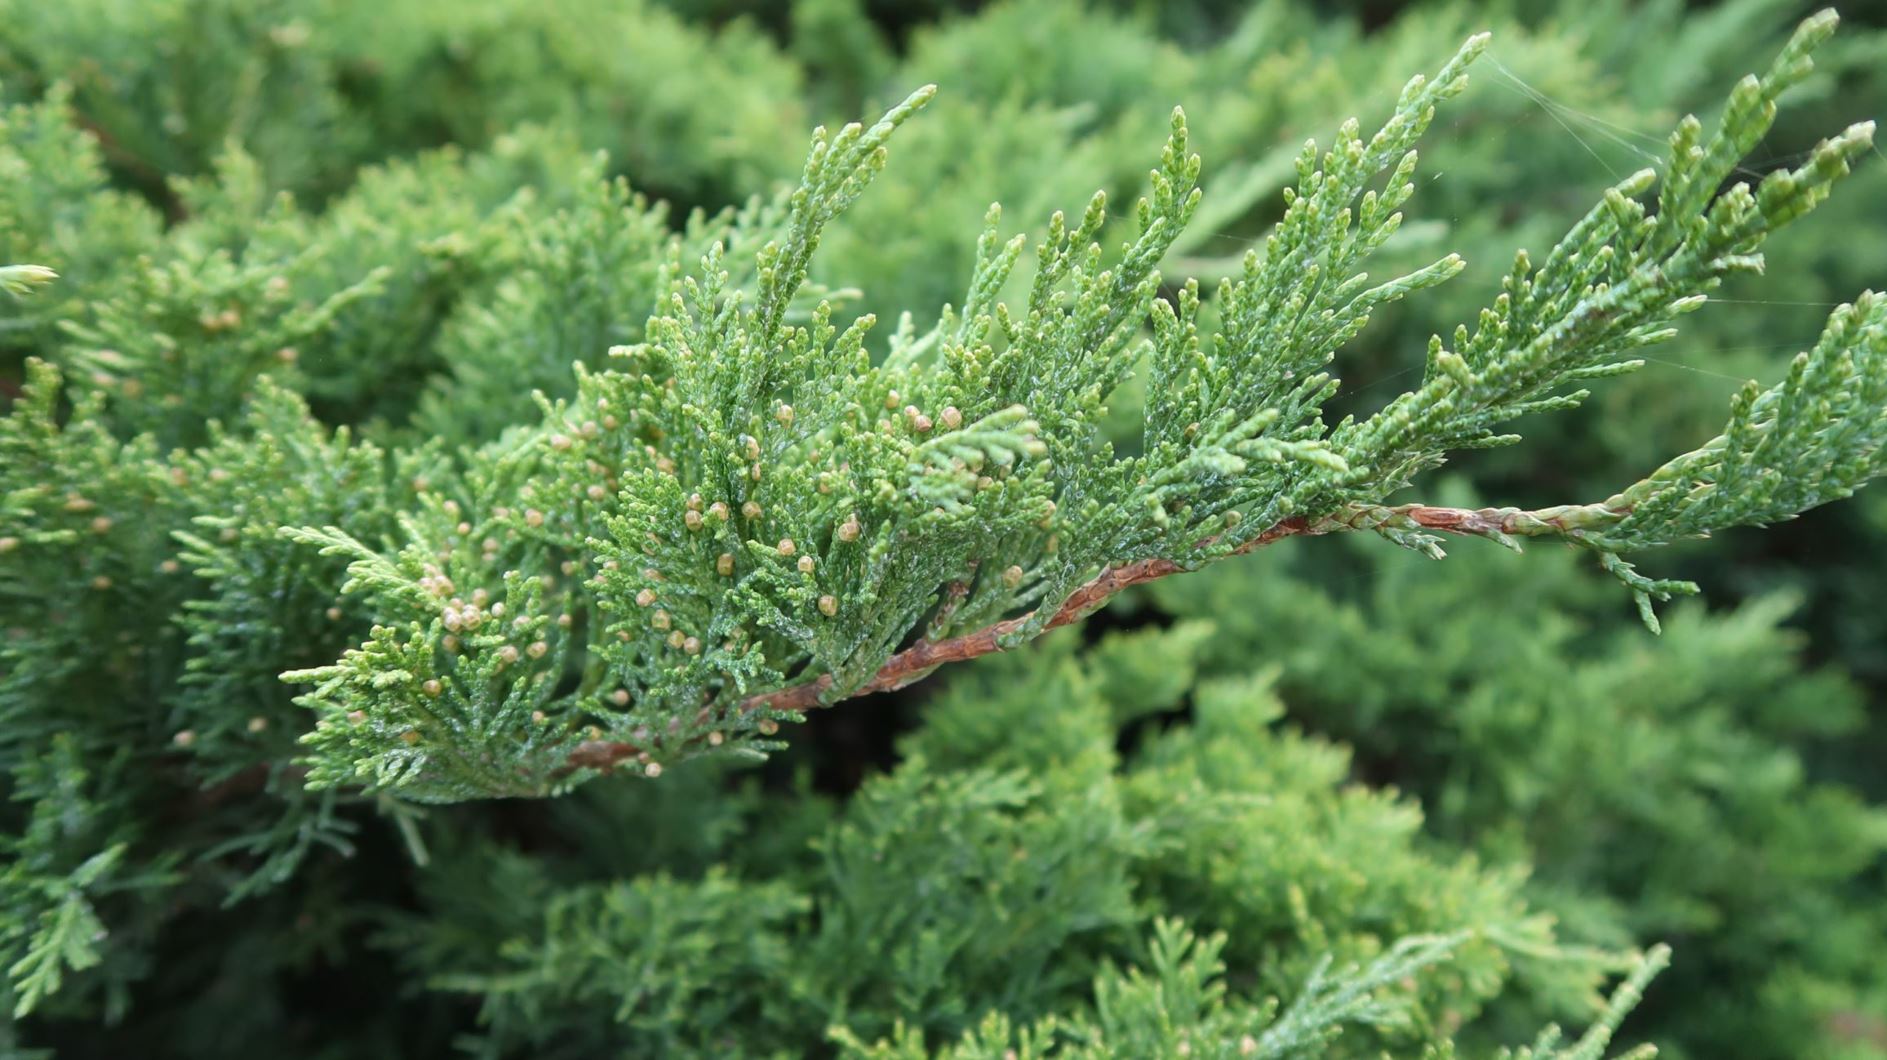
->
1 1 1884 1056
1 738 142 1021
315 0 809 209
0 0 360 198
274 15 1882 804
394 627 1627 1058
828 922 1476 1060
0 87 162 371
1148 502 1887 1057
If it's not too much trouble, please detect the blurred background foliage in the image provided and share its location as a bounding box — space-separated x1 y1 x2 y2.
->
2 0 1885 1056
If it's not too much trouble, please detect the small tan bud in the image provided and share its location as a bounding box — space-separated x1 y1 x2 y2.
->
742 501 763 520
247 716 269 733
684 509 704 531
347 710 366 724
883 389 900 410
91 575 112 590
837 515 861 542
717 553 735 576
651 609 671 631
400 730 421 745
667 630 686 650
550 434 572 450
443 635 461 653
160 558 181 574
636 588 657 607
422 679 443 697
557 613 572 629
498 645 520 665
1003 564 1024 589
644 761 663 778
682 636 701 655
818 594 838 617
758 718 780 735
526 640 548 659
532 710 548 724
940 406 962 430
275 346 299 364
750 462 763 482
708 501 729 521
524 509 544 528
912 413 933 433
588 484 608 501
776 403 794 426
686 492 704 511
611 689 631 706
777 538 795 557
90 516 113 534
797 555 815 573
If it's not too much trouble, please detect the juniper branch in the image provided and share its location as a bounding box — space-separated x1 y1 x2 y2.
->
565 498 1623 770
270 13 1886 801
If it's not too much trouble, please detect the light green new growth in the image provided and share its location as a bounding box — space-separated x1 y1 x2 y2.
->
274 11 1883 802
0 263 56 296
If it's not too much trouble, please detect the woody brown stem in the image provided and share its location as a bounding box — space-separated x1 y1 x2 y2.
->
564 501 1623 772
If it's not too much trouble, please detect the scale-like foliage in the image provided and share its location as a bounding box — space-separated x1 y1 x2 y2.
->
1 3 1883 1054
272 15 1886 802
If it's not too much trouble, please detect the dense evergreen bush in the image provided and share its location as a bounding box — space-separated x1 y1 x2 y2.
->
2 1 1884 1056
